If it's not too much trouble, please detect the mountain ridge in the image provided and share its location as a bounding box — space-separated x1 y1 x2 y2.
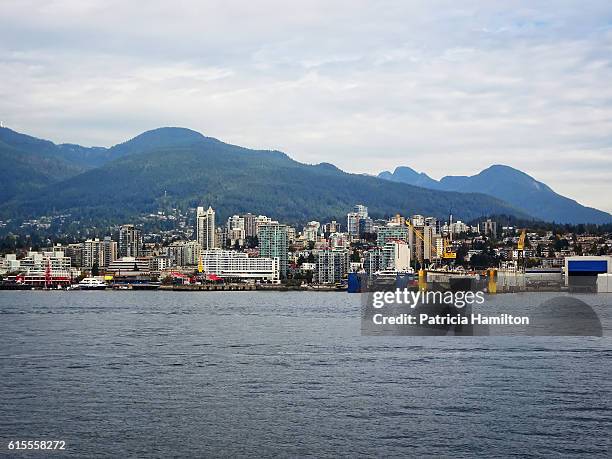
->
378 164 611 224
0 127 532 230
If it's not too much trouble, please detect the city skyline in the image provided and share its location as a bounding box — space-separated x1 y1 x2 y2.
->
1 1 612 212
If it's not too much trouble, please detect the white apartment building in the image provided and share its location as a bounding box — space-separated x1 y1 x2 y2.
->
11 249 76 277
202 249 279 283
382 239 411 271
0 254 20 274
81 238 113 268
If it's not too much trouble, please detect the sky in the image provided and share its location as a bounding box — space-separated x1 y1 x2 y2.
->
1 0 612 212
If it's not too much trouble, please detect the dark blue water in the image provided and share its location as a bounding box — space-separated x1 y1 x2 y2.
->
1 291 611 457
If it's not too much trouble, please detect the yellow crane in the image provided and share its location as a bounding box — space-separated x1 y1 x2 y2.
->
198 254 204 273
517 229 526 251
404 219 456 262
515 229 526 271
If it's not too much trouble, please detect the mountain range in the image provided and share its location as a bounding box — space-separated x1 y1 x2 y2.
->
0 126 609 233
379 166 611 224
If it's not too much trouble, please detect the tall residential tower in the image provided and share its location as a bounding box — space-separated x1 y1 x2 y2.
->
196 206 216 250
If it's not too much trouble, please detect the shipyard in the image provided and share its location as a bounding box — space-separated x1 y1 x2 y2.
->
2 204 611 294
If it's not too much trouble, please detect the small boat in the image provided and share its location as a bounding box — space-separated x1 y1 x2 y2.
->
77 277 107 290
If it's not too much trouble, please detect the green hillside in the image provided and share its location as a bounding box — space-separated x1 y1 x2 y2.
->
0 128 531 228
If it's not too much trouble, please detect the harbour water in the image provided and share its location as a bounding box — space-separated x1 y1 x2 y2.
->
1 291 611 457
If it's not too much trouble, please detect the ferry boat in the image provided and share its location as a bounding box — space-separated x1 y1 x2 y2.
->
77 277 107 290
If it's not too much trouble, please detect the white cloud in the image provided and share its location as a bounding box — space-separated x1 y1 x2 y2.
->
1 0 611 212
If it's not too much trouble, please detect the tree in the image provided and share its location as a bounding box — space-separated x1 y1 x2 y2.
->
92 262 99 276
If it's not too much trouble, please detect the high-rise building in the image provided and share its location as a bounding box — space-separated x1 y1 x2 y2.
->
81 238 104 268
196 206 216 250
64 243 83 268
226 215 246 247
254 215 274 235
243 213 257 238
316 248 349 284
81 236 117 268
102 236 117 267
119 225 142 258
358 217 374 237
347 204 368 237
258 222 289 279
364 248 384 277
377 224 408 247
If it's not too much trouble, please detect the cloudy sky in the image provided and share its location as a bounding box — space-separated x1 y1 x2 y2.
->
1 0 612 212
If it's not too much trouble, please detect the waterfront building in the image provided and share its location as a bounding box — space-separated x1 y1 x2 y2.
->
0 253 19 275
107 257 151 274
81 238 105 269
196 206 216 249
18 249 72 274
364 248 384 277
103 237 117 267
202 249 279 283
316 248 349 284
150 255 173 272
258 222 289 279
382 239 411 271
5 248 78 286
119 224 143 258
64 243 83 268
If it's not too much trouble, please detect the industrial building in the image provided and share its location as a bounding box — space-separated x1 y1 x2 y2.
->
564 256 612 292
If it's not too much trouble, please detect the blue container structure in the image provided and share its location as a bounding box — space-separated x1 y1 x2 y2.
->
347 273 361 293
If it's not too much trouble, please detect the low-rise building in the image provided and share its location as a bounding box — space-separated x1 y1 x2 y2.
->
202 249 279 283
